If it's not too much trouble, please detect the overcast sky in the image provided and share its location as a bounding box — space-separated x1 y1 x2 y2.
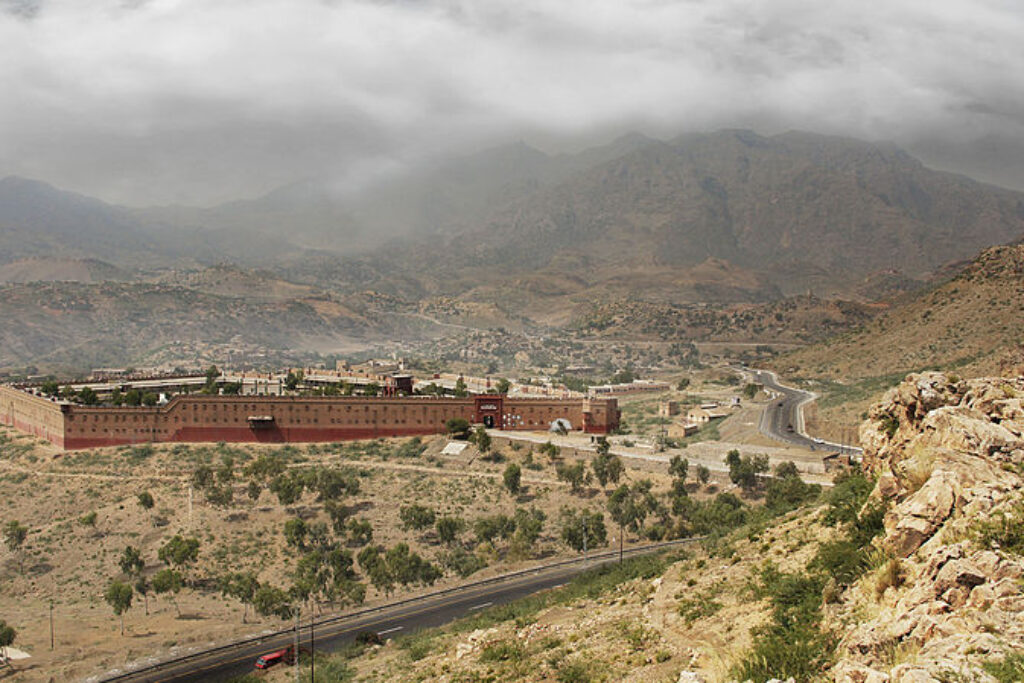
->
2 0 1024 206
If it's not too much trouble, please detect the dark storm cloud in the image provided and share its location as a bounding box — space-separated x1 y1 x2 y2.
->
2 0 1024 205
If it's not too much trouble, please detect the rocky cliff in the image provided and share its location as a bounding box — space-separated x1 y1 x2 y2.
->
833 372 1024 682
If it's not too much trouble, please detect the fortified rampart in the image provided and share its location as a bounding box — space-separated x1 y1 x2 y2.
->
0 386 618 450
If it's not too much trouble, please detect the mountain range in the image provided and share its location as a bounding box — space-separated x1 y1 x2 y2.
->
2 129 1024 372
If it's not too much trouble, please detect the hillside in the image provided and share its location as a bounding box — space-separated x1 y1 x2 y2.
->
778 242 1024 435
275 372 1024 683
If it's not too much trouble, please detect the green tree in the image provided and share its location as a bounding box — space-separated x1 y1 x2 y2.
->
219 571 261 623
742 383 759 400
454 377 468 397
3 521 28 573
494 378 511 394
555 461 590 493
503 463 522 496
399 505 436 532
191 464 214 491
78 386 99 405
151 568 183 617
283 518 309 549
134 575 151 615
0 620 16 664
725 451 769 492
347 518 373 546
252 584 293 619
104 581 133 635
204 365 221 392
157 535 200 584
221 382 242 395
40 380 60 396
435 516 464 545
591 451 624 489
540 441 561 461
445 417 471 439
141 392 158 407
118 545 144 578
269 472 305 505
472 425 492 454
559 508 608 552
696 465 711 485
669 455 689 483
137 491 155 523
124 389 142 406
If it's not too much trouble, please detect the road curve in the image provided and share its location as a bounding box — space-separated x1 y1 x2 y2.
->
747 368 862 456
97 541 694 683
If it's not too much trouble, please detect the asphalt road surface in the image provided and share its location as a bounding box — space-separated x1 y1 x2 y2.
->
100 544 688 683
748 368 862 456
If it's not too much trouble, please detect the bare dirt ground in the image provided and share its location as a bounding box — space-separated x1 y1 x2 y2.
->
0 428 707 682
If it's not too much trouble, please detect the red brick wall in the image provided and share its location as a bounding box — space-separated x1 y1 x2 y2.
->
3 388 619 450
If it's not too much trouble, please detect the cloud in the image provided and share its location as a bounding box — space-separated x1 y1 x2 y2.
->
2 0 1024 204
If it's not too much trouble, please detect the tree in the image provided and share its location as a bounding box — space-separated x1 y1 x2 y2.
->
135 575 151 615
473 515 516 544
137 491 155 522
454 377 468 397
435 516 464 545
105 581 133 635
540 441 561 461
269 472 305 505
325 500 351 534
141 392 158 407
742 383 759 400
555 461 590 493
221 382 242 395
503 463 522 496
560 508 608 552
399 505 436 532
40 380 59 396
204 364 221 390
445 417 470 439
158 535 200 584
607 481 658 540
252 584 293 619
669 455 689 483
283 518 309 549
219 571 260 623
725 451 770 492
191 464 214 491
78 386 99 405
472 425 491 454
0 620 17 664
676 378 690 390
696 465 711 486
118 545 144 578
591 451 623 489
246 481 263 503
124 389 142 406
3 520 28 573
151 568 183 617
347 518 373 546
494 378 511 394
284 370 302 391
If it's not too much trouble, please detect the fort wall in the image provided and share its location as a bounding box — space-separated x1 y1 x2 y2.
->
0 385 67 449
0 387 619 450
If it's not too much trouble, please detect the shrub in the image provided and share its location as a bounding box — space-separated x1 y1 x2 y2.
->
983 652 1024 683
972 496 1024 554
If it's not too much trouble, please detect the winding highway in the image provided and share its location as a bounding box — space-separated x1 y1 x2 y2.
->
96 541 694 683
747 368 862 456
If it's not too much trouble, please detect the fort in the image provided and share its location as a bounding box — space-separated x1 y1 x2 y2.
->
0 385 619 450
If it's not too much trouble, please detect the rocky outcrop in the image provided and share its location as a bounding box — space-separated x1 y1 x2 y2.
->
833 372 1024 681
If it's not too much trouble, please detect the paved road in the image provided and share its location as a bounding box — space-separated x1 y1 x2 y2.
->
748 368 862 456
98 543 689 683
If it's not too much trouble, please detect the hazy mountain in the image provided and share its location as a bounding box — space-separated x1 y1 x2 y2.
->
0 175 307 268
423 130 1024 298
0 257 134 283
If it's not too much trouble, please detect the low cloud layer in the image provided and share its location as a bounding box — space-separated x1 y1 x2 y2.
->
2 0 1024 205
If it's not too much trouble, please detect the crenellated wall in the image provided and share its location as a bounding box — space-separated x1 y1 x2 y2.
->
1 386 619 450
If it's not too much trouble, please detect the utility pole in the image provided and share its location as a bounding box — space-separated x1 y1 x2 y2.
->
294 607 300 683
619 522 624 564
582 519 587 561
49 600 54 650
310 613 315 683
